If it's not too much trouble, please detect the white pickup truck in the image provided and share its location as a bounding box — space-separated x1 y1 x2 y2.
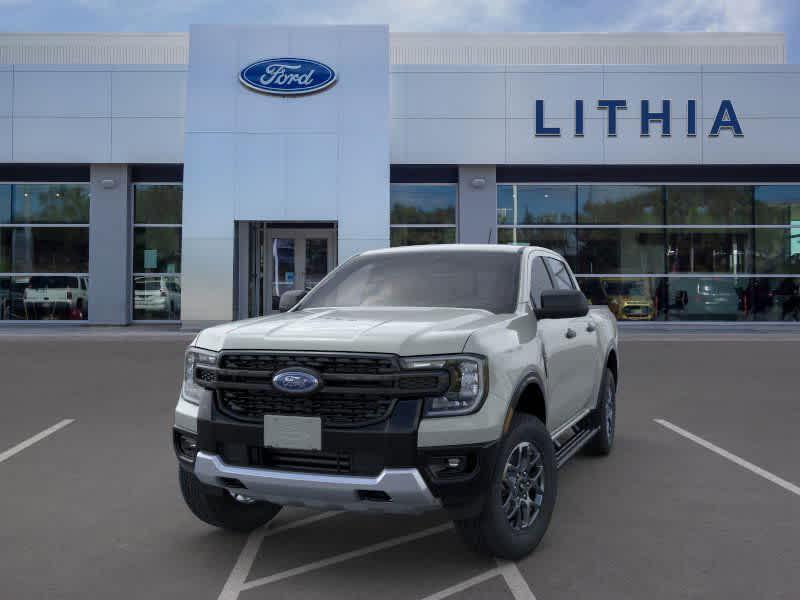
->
174 245 618 559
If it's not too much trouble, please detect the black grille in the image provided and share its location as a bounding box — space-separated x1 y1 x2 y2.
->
205 352 449 428
220 389 395 427
253 447 352 474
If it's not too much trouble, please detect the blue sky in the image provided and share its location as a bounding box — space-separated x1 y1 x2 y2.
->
1 0 798 62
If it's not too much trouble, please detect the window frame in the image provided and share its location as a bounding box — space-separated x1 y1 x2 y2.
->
0 181 90 323
130 182 183 323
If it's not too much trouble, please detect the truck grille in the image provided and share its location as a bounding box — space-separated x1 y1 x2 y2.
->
200 352 449 428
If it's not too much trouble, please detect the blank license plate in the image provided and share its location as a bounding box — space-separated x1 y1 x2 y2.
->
263 415 321 451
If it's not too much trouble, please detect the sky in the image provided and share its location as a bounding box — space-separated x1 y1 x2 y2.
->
0 0 797 62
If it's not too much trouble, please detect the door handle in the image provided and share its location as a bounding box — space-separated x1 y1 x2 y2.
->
565 328 577 339
586 322 596 332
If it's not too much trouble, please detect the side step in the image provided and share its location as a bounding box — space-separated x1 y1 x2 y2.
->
554 425 600 469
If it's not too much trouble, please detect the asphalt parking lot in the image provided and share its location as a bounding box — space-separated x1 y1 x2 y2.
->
1 329 799 599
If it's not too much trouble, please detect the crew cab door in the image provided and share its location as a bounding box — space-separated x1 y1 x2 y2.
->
530 255 598 430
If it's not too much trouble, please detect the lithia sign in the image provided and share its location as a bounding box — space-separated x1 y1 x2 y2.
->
535 99 743 138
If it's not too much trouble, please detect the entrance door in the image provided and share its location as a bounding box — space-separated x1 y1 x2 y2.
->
246 226 336 317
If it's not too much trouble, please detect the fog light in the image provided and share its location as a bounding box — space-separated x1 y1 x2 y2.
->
446 457 463 469
178 433 198 460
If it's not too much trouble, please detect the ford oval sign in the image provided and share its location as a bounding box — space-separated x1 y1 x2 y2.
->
272 369 321 395
239 58 337 96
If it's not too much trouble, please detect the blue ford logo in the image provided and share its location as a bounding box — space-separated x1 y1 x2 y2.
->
272 369 321 395
239 58 337 96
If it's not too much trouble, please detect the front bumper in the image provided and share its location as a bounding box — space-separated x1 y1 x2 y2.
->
175 394 499 518
194 451 439 514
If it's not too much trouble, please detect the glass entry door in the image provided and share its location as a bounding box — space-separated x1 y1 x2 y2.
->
260 228 336 315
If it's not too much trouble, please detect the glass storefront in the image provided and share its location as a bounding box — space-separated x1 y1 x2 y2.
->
132 184 182 320
0 184 90 321
499 184 800 321
390 184 457 246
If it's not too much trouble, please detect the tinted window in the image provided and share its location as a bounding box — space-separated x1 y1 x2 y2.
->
300 251 521 314
530 257 554 308
544 257 574 290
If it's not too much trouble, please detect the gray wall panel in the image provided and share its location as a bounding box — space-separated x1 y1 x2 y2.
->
458 166 497 244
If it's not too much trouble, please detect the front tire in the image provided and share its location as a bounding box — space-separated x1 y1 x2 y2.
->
179 468 282 532
455 414 557 560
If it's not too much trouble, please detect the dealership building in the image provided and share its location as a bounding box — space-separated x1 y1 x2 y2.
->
0 27 799 326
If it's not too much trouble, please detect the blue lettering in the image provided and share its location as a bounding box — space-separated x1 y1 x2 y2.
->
535 100 561 136
641 99 671 137
575 100 584 137
709 99 743 136
597 100 627 136
687 100 697 136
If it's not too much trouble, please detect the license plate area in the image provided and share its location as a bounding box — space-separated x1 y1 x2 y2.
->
263 415 321 451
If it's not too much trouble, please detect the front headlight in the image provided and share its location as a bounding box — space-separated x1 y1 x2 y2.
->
401 355 488 418
182 348 218 405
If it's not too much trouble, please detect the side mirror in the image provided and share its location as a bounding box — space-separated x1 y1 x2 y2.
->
535 289 589 319
279 289 307 312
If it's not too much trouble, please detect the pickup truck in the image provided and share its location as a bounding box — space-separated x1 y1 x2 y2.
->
174 245 618 559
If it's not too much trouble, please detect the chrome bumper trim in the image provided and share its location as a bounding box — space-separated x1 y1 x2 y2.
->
193 451 441 514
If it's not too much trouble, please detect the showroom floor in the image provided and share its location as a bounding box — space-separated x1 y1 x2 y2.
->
1 331 798 600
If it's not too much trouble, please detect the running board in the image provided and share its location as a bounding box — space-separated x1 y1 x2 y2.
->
554 426 600 469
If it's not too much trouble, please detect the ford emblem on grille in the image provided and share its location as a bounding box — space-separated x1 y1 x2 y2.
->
272 369 321 395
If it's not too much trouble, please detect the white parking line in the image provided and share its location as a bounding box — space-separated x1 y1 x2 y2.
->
655 418 800 497
418 568 501 600
218 511 341 600
496 560 538 600
238 522 454 592
0 419 75 464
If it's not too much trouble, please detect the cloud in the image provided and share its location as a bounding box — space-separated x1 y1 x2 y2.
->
622 0 781 32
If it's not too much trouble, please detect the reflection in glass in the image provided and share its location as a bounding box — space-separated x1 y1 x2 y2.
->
305 238 328 289
755 228 800 274
0 275 88 320
578 229 665 274
2 184 90 224
666 186 752 225
747 277 800 321
133 275 181 320
272 238 295 310
134 185 183 225
754 185 800 225
497 185 576 225
133 227 181 273
390 184 456 225
1 228 89 273
390 227 456 247
497 228 577 270
578 185 663 225
578 277 666 321
667 277 747 321
666 229 753 274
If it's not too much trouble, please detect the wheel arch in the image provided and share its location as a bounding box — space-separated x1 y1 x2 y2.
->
504 371 548 434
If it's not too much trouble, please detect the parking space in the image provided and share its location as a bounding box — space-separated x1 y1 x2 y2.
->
1 331 798 599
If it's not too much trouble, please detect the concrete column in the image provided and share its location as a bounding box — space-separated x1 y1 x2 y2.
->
88 164 130 324
457 166 498 244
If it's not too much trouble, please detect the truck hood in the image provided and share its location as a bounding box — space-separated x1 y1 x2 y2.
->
193 307 511 356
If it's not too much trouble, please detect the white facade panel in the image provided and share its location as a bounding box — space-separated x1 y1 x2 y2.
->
701 71 800 118
181 24 389 321
403 118 505 164
111 70 185 116
0 69 11 117
702 118 799 164
606 118 702 164
13 117 111 162
0 117 11 160
506 117 605 164
111 117 184 163
506 70 603 119
13 70 110 117
402 71 505 118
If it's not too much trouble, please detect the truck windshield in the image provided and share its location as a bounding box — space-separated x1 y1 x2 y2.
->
298 250 521 314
